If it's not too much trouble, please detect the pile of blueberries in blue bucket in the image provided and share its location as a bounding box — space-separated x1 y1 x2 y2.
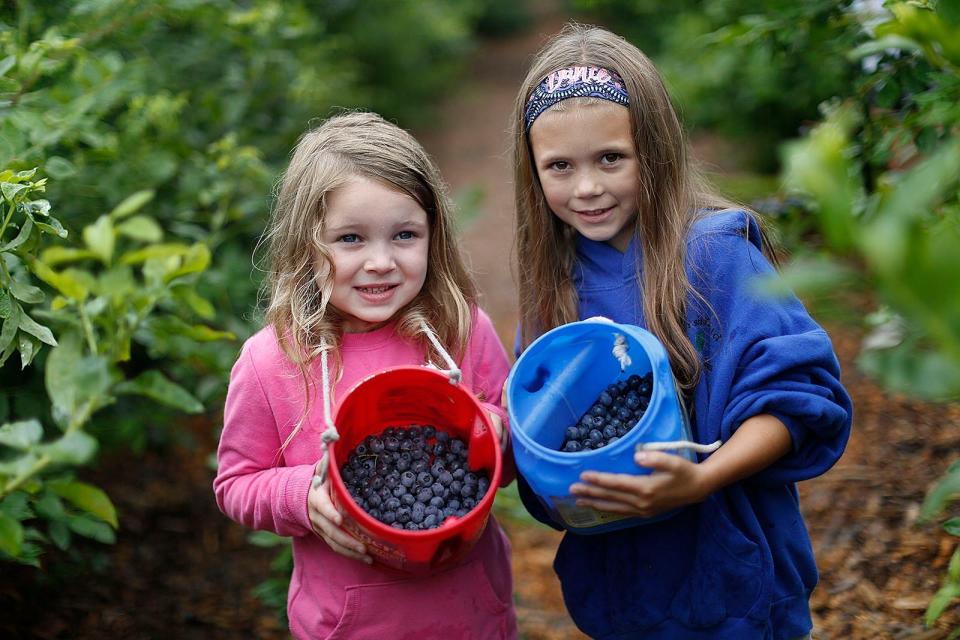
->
340 426 491 531
558 372 654 453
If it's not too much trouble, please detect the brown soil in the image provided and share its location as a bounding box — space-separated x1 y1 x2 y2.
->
4 9 960 640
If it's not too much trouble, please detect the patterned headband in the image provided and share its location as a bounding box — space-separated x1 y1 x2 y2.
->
524 65 630 131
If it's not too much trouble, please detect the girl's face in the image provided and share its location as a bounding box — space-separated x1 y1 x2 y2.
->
529 100 640 252
321 177 429 333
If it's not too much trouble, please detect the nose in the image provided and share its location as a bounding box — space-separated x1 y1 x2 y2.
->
363 245 396 273
573 170 603 199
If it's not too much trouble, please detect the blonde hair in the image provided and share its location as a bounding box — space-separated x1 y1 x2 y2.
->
511 24 769 392
261 111 477 445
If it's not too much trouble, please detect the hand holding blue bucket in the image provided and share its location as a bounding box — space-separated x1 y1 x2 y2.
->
507 318 711 534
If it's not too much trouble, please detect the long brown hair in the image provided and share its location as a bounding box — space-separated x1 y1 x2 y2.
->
260 111 477 445
511 24 771 392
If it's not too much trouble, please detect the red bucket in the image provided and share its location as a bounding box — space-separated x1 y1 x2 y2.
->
328 366 502 574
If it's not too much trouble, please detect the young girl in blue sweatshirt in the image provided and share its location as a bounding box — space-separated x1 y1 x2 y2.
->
509 24 852 640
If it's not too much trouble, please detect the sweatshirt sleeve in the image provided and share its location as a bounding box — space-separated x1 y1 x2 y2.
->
213 342 316 537
689 212 853 485
465 308 516 487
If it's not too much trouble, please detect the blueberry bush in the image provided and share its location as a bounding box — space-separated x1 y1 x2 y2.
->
0 0 528 577
775 0 960 630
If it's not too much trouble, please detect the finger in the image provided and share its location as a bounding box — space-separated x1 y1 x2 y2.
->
321 533 373 564
577 470 649 492
313 484 344 526
487 412 503 440
309 511 368 555
634 450 684 470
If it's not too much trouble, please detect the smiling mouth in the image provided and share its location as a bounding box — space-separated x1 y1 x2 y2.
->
575 206 613 217
356 285 398 294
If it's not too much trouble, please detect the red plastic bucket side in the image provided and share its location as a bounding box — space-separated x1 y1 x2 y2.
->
327 366 501 573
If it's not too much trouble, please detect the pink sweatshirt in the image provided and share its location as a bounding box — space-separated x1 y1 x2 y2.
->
214 309 518 639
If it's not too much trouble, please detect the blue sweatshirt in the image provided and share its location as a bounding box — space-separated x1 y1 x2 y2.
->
515 210 852 639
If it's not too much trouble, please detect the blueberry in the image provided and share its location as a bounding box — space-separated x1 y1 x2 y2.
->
384 436 400 452
423 514 438 528
589 405 606 418
391 484 407 498
416 488 433 504
408 426 422 439
565 426 580 441
431 482 446 497
429 496 445 508
401 493 416 507
400 471 416 488
435 431 450 443
449 480 463 496
382 510 396 524
369 438 385 454
396 506 411 524
411 503 426 524
599 391 613 406
367 494 382 508
563 440 582 452
627 374 641 388
354 443 369 456
602 425 617 439
423 426 436 439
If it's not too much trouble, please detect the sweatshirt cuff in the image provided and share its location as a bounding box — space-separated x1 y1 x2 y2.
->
282 464 317 534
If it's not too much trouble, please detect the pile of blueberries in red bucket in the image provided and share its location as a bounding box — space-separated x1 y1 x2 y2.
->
558 372 654 453
341 425 491 531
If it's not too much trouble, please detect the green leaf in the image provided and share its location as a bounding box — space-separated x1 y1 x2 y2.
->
82 215 115 265
18 311 57 347
165 243 211 280
847 35 922 61
33 217 67 239
27 258 89 301
40 247 98 266
48 479 118 528
945 517 960 537
65 514 115 544
34 492 67 521
116 215 163 243
49 520 71 550
0 289 10 318
0 304 21 367
115 370 204 414
119 243 192 265
925 583 960 627
8 280 45 304
0 216 33 252
108 190 155 220
0 419 44 450
45 157 77 179
38 431 99 466
921 462 960 521
1 182 28 202
0 511 24 557
44 332 112 429
172 286 215 320
18 333 37 369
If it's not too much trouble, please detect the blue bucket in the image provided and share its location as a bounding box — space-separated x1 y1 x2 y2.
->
507 319 695 534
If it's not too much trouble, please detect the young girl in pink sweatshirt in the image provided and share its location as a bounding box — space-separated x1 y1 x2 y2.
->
214 111 517 639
